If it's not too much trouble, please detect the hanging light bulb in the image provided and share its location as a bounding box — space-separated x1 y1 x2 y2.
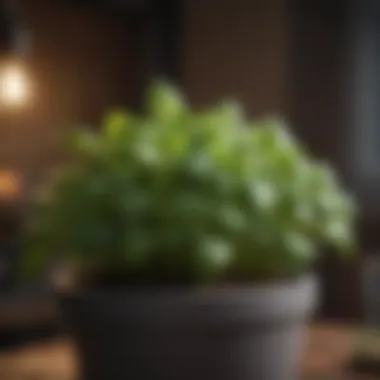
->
0 0 33 108
0 59 30 107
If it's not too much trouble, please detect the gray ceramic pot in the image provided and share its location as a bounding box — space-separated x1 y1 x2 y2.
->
59 276 317 380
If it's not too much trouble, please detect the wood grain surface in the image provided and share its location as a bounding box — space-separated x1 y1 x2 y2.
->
0 324 376 379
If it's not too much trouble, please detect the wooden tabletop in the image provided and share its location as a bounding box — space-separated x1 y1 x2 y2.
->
0 324 376 379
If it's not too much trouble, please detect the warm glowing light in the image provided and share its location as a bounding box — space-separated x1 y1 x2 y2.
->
0 62 31 107
0 170 21 200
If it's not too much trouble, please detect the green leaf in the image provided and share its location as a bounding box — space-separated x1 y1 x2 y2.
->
196 237 233 279
102 110 134 142
146 81 187 124
69 129 99 157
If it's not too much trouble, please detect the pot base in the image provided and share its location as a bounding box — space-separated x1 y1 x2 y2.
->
60 276 317 380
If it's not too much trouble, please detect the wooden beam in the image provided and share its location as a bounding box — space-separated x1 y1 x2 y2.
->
61 0 150 12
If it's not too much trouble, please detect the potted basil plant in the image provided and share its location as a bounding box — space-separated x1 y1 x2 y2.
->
23 82 356 380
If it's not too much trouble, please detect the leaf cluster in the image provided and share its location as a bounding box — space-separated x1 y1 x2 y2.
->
23 82 356 284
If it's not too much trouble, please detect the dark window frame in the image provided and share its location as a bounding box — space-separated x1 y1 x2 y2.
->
349 0 380 215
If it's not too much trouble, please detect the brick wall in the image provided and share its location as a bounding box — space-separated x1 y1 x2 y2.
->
184 0 289 117
2 0 139 183
1 0 289 183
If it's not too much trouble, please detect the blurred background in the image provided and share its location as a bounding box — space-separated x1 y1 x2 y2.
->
0 0 378 371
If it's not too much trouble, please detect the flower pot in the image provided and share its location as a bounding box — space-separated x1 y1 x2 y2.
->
59 275 317 380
